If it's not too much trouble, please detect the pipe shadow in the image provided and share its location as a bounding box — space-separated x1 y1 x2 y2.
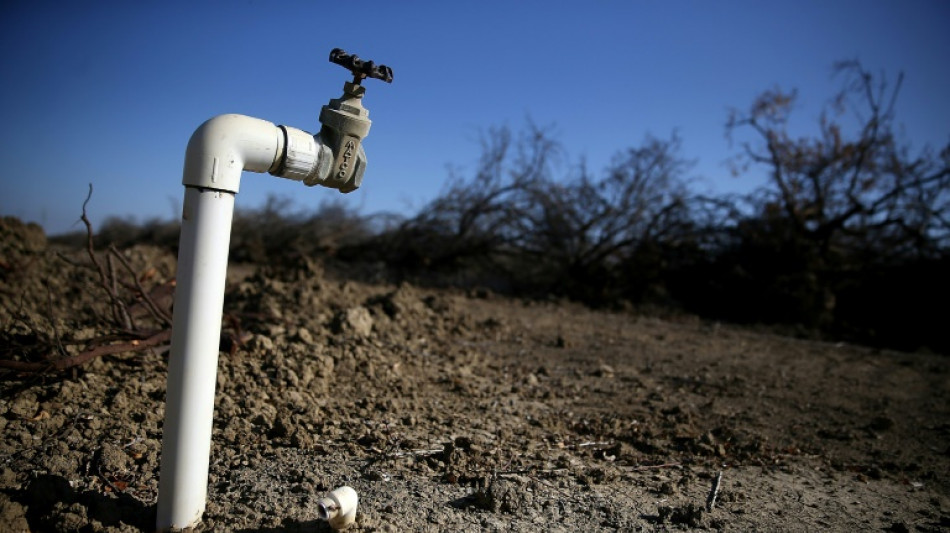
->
234 518 329 533
12 473 155 531
448 493 483 511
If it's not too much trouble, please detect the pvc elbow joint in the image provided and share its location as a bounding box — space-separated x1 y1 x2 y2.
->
181 114 365 195
182 114 284 193
317 486 359 530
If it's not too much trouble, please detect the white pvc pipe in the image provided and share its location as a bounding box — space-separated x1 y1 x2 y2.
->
157 114 284 531
156 187 234 529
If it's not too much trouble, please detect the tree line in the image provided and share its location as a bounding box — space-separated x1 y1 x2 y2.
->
80 61 949 353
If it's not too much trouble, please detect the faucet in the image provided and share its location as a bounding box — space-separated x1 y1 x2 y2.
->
156 49 392 532
316 48 393 192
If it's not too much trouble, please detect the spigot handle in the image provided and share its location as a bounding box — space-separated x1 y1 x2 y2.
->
329 48 394 85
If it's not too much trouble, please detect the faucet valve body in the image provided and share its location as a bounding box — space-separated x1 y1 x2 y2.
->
318 86 371 193
266 49 393 193
316 48 394 193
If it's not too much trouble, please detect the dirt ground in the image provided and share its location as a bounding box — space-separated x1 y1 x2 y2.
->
1 217 949 532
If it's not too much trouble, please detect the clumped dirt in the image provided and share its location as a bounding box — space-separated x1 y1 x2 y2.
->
1 217 949 532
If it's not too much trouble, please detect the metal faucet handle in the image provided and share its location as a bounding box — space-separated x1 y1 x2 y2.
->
329 48 394 85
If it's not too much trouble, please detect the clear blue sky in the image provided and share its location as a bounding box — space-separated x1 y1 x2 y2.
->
1 1 947 235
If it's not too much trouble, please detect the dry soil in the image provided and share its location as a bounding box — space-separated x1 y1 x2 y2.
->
1 218 948 532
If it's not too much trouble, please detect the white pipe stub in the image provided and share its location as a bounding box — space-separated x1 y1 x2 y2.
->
317 486 359 530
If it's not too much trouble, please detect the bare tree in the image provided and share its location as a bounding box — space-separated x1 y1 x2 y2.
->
510 134 695 299
402 122 561 271
390 123 698 302
727 60 949 263
724 60 950 330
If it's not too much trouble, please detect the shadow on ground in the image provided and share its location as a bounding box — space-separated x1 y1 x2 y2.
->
235 517 327 533
12 474 153 531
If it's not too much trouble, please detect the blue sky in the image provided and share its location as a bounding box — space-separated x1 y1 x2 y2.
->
1 1 948 235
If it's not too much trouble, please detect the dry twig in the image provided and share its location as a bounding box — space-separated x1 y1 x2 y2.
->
81 185 133 330
706 469 723 511
109 244 173 326
0 185 177 375
623 462 682 471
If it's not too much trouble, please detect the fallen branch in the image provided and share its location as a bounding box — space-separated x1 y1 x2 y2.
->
0 185 178 375
0 329 171 373
623 462 682 471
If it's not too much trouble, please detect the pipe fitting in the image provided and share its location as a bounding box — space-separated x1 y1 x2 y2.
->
182 114 284 193
275 125 333 186
269 123 366 192
317 486 359 530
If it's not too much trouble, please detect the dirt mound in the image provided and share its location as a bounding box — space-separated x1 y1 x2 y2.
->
1 219 948 531
0 217 46 257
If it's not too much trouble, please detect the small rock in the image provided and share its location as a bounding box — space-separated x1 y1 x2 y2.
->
247 334 275 352
332 307 374 337
296 327 314 345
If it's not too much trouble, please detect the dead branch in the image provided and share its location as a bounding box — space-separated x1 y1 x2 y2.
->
109 244 173 326
106 252 135 331
81 184 133 330
0 184 179 375
622 462 682 471
0 329 171 374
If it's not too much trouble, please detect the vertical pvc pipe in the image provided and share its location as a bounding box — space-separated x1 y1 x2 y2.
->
156 186 235 530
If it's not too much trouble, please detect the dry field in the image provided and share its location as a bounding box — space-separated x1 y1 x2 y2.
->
1 218 948 531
